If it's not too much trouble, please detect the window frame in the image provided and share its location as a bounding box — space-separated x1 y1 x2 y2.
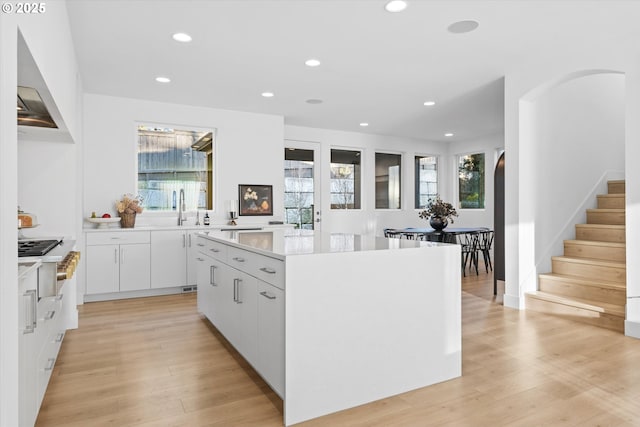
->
329 147 363 210
455 151 486 211
374 150 403 211
414 153 439 210
134 122 217 215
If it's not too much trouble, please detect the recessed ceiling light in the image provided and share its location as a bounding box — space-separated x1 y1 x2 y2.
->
360 123 369 127
423 101 436 106
447 20 479 34
444 133 454 137
261 92 275 98
172 32 192 42
155 76 171 83
305 59 321 67
385 0 407 12
306 99 323 104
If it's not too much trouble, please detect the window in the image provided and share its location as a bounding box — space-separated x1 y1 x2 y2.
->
458 153 485 209
284 148 315 229
414 155 437 209
137 125 214 211
375 152 401 209
330 149 361 209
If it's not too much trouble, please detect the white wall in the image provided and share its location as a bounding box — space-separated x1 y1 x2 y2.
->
446 133 504 229
625 59 640 338
18 140 79 237
505 62 630 310
83 94 284 226
530 73 625 275
0 2 81 424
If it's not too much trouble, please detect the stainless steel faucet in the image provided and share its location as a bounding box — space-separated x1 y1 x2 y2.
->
178 189 186 225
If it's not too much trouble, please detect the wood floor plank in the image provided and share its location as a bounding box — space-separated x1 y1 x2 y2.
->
35 276 640 427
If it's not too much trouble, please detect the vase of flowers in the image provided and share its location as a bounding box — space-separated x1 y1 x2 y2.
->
418 195 457 231
116 193 144 228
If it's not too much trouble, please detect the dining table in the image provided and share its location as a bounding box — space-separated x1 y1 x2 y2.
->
384 227 490 243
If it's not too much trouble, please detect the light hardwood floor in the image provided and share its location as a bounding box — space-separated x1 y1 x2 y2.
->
36 271 640 426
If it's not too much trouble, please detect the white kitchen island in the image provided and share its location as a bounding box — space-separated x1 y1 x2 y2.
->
195 229 461 426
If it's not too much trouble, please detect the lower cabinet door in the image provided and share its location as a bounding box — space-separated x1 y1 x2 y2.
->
223 267 258 367
86 245 119 294
119 244 151 291
257 281 285 397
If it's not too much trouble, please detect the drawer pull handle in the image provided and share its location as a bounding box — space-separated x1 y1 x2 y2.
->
260 291 276 300
44 358 55 371
55 333 64 343
209 248 220 253
233 278 243 303
197 257 204 262
210 265 218 286
197 243 205 247
259 267 276 274
44 311 55 321
232 257 246 263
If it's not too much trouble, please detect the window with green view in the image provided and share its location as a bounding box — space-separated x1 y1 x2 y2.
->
458 153 485 209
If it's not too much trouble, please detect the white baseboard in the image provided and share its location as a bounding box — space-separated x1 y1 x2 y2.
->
84 286 192 302
503 293 521 310
625 320 640 339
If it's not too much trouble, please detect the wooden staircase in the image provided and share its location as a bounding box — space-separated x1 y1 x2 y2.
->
526 180 626 332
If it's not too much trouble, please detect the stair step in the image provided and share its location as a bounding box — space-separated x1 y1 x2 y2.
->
608 180 625 195
575 224 625 243
551 256 626 283
525 291 625 332
563 240 626 262
586 209 625 225
538 273 626 306
597 194 625 209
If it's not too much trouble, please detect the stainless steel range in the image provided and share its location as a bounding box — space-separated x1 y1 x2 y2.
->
18 239 61 257
18 238 80 299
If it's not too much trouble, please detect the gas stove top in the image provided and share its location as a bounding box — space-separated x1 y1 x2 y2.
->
18 239 61 257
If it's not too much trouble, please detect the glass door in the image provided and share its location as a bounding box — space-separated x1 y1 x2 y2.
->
284 141 321 230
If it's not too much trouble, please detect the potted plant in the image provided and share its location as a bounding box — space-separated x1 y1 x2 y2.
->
418 195 458 231
116 193 144 228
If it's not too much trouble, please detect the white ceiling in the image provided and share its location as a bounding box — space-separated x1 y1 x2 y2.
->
65 0 640 142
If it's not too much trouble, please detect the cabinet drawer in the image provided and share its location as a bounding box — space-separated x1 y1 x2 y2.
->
196 237 227 262
228 246 284 289
87 231 150 245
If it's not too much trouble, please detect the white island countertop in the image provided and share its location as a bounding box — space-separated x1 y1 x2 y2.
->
197 228 450 260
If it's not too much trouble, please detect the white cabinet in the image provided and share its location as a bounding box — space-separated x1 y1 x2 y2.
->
195 236 280 393
151 229 200 289
151 230 187 289
19 263 72 426
19 265 39 427
223 267 258 367
86 231 150 294
257 281 285 397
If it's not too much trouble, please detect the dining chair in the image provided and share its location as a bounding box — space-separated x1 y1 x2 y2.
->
458 232 480 276
478 230 494 273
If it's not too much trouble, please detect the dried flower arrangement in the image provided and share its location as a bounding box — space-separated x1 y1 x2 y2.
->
418 195 457 223
116 193 144 214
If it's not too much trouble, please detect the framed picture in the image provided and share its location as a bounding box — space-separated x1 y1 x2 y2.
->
239 184 273 216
